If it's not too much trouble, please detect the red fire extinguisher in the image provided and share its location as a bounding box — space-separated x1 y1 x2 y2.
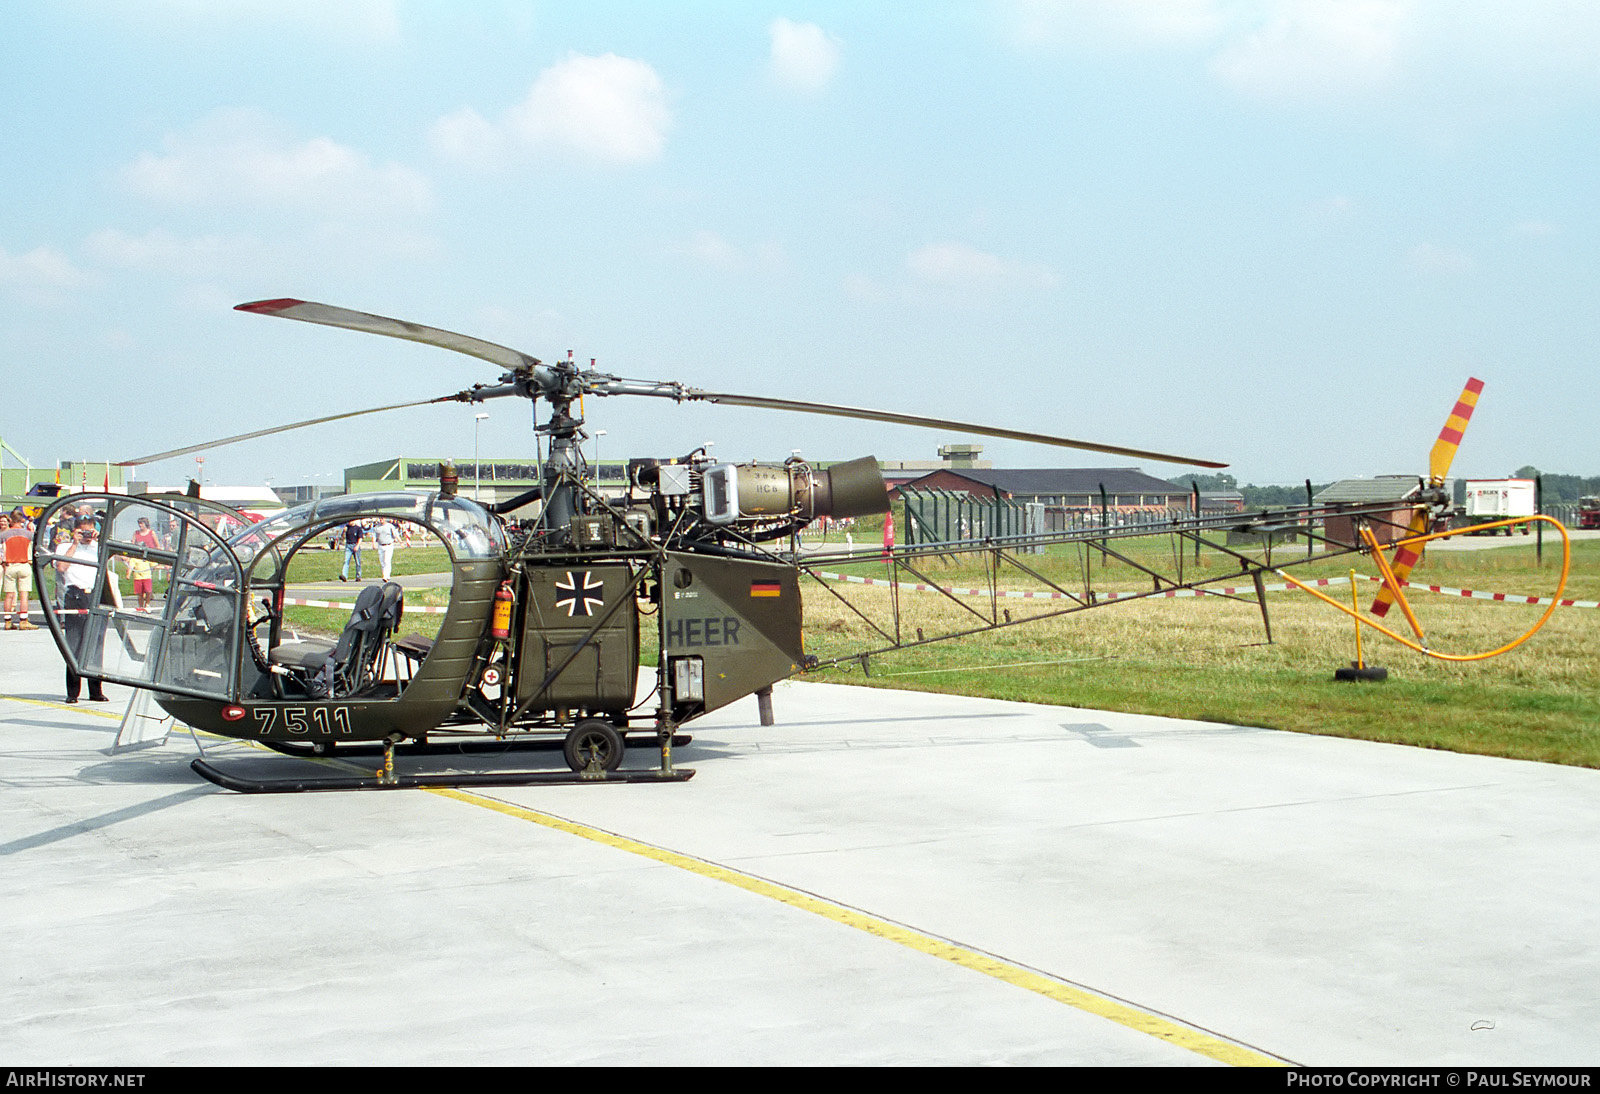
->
491 580 513 639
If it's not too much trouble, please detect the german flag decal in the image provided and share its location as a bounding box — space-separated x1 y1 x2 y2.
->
750 580 782 598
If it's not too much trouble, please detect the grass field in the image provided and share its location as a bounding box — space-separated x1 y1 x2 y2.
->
278 542 454 636
281 543 454 583
800 536 1600 768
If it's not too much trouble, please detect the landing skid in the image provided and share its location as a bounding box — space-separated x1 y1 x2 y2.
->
191 757 695 793
260 733 692 759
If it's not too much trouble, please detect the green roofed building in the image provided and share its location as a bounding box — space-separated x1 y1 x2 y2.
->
343 456 628 508
1 457 127 510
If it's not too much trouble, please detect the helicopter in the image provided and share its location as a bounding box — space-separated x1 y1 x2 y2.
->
31 301 1571 792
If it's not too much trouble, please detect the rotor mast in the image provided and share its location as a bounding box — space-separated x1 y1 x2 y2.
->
532 355 590 534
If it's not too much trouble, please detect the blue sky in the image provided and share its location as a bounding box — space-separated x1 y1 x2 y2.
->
3 1 1596 489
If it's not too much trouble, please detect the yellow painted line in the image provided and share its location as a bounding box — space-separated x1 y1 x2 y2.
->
0 693 122 720
429 786 1287 1067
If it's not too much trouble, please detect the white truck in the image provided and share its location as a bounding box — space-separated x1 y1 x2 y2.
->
1460 478 1535 535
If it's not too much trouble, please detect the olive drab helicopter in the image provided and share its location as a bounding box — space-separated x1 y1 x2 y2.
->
32 301 1570 792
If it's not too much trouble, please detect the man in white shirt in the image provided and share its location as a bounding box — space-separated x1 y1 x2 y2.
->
56 518 109 703
373 519 399 580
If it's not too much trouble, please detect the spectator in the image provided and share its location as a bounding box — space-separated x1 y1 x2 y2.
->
1 513 39 630
339 520 364 582
57 518 108 703
373 519 398 580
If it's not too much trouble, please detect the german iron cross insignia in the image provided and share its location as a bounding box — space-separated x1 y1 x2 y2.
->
555 571 604 617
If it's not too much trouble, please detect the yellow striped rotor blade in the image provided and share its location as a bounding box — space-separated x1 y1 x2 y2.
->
1377 377 1485 615
1429 377 1484 483
1369 509 1433 618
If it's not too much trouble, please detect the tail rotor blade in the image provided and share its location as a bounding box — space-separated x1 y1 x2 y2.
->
1371 376 1484 618
1428 377 1484 484
1368 510 1431 620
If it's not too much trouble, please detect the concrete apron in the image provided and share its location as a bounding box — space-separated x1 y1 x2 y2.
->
2 625 1597 1065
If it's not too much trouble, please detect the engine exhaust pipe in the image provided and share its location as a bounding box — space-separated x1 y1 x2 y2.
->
702 456 889 524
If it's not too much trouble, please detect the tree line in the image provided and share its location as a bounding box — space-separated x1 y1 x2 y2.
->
1164 473 1331 509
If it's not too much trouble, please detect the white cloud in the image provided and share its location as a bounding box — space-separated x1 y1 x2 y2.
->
430 107 503 165
85 220 435 291
1405 1 1600 93
125 109 430 214
1510 219 1556 238
1407 242 1474 273
174 282 247 313
85 228 254 275
999 2 1600 106
680 231 786 274
1303 194 1359 227
686 230 743 270
1000 0 1229 50
1209 0 1405 100
0 245 88 289
846 243 1057 303
768 18 843 93
905 242 1058 289
134 0 401 43
843 273 890 303
470 305 572 351
432 53 671 167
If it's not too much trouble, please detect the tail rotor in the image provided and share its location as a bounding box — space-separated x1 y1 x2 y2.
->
1369 377 1484 620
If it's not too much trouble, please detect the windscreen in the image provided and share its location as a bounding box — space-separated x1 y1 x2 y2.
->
33 493 245 701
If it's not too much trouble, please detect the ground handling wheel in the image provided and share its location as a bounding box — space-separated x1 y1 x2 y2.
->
563 720 625 774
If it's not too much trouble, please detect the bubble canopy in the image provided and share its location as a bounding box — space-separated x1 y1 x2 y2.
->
228 491 505 579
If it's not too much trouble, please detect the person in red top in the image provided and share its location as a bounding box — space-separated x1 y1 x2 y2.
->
128 516 162 613
131 516 161 551
1 511 39 630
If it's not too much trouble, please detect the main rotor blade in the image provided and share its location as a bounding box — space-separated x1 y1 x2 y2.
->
119 397 460 466
236 299 539 373
683 390 1228 468
231 298 1225 467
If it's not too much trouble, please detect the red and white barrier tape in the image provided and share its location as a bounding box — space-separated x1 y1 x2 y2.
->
1341 572 1596 609
281 596 449 614
810 570 1334 602
810 570 1598 609
56 576 1598 616
56 597 451 615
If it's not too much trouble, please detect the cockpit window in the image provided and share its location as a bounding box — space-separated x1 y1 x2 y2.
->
33 490 506 706
236 491 501 565
33 492 243 701
424 494 503 560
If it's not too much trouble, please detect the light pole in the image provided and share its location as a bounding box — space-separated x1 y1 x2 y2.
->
474 413 489 502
